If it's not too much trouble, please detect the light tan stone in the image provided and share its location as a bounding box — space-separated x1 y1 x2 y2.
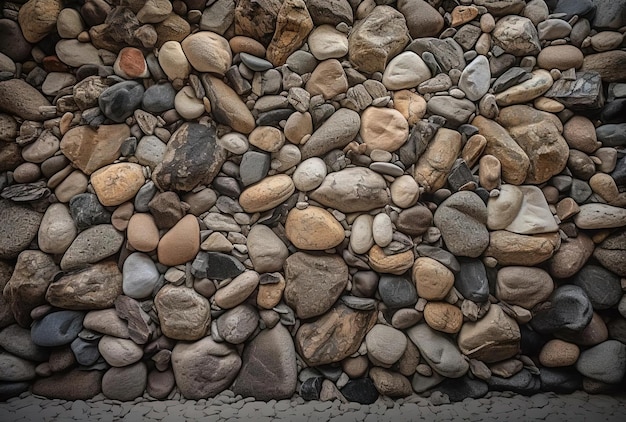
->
368 246 414 275
157 214 200 266
537 45 584 70
485 231 561 266
90 163 145 207
479 155 501 190
285 206 345 250
213 271 260 309
413 128 462 193
127 213 160 253
424 302 463 334
60 124 130 175
412 257 455 301
257 273 286 310
248 126 285 152
393 90 427 126
305 59 348 100
494 69 553 107
239 174 295 213
539 339 580 367
181 31 232 75
360 107 409 153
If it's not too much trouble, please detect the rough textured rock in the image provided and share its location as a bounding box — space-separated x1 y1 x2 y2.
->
0 200 43 260
232 324 298 400
296 304 376 366
284 252 348 319
154 285 210 341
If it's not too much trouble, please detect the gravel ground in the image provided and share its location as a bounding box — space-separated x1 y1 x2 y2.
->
2 390 626 422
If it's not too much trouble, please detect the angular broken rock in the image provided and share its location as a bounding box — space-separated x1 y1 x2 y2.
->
115 295 154 345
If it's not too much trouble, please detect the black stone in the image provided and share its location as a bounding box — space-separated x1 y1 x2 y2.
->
70 337 101 366
569 178 593 204
530 285 593 336
487 369 541 396
431 376 488 402
212 176 242 198
596 123 626 147
191 251 246 281
553 0 596 21
98 80 145 123
299 377 323 401
69 193 111 230
455 258 489 303
447 159 474 192
539 367 583 394
378 275 418 309
226 65 252 96
519 324 549 356
492 67 531 94
458 124 479 138
340 378 379 405
592 0 626 30
601 99 626 123
0 19 31 62
0 382 30 401
572 265 621 310
255 109 294 127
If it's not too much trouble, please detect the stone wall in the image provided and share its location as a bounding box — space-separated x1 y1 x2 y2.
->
1 0 626 404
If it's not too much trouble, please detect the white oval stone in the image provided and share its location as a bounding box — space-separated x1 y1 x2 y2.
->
372 213 393 247
158 41 190 81
350 214 374 254
382 51 431 90
307 24 349 60
293 157 327 192
458 55 490 101
217 132 249 155
390 175 419 208
175 86 204 119
38 203 77 254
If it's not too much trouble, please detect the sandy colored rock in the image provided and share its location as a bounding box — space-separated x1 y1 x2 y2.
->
368 246 414 276
239 174 295 213
157 214 200 266
563 116 600 154
0 79 53 122
539 339 580 367
154 285 210 341
537 45 584 71
360 107 409 153
127 213 160 252
202 74 256 134
60 124 130 175
495 266 554 309
90 163 146 207
305 59 348 100
266 0 313 66
582 51 626 83
413 128 463 193
472 115 530 185
424 302 463 334
495 69 553 107
485 231 560 266
285 206 345 250
18 0 62 43
181 31 232 75
412 257 455 301
393 90 427 125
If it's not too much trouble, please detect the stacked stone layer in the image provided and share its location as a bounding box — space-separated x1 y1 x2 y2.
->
1 0 626 404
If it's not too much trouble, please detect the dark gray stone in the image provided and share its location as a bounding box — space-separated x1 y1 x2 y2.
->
0 199 43 260
256 109 295 127
71 337 101 366
539 367 583 394
554 0 596 20
596 123 626 147
398 120 440 167
576 340 626 384
455 258 489 303
378 275 418 309
142 82 176 114
406 38 466 73
300 376 323 401
340 296 377 311
31 311 84 347
592 0 626 29
240 52 273 72
612 156 626 191
0 19 31 62
240 151 271 186
414 244 460 273
544 71 604 110
69 193 111 230
0 381 30 401
487 369 541 395
98 81 144 123
134 181 157 213
447 159 474 192
317 365 343 382
570 178 593 204
191 251 246 281
431 376 488 402
519 324 549 356
601 99 626 123
572 265 621 310
340 378 379 404
530 285 593 335
226 66 252 96
0 324 49 362
594 229 626 276
492 67 532 94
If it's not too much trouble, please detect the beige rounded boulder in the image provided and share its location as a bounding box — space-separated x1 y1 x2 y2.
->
285 206 345 250
181 31 232 75
239 174 295 213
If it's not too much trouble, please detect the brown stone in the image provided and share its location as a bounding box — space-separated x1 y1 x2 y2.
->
45 261 122 310
412 257 455 301
239 174 295 213
457 305 521 363
582 51 626 83
285 206 345 251
284 252 348 319
305 59 348 100
539 339 580 367
157 214 200 267
295 304 376 366
393 90 427 126
563 116 600 154
90 163 145 207
257 273 286 309
32 369 102 400
234 0 282 46
472 115 530 185
413 128 463 193
479 155 501 190
0 79 53 122
537 45 584 71
368 246 414 276
423 302 463 334
485 231 561 266
556 197 580 222
495 266 554 309
369 367 413 397
202 74 256 134
266 0 314 67
154 285 210 341
127 213 160 252
360 107 409 153
60 124 130 175
3 250 57 327
18 0 63 43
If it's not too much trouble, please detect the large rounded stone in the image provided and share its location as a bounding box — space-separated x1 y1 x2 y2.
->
247 224 289 273
91 163 146 207
495 266 554 309
412 257 455 301
285 206 345 251
0 200 43 260
366 324 407 366
181 31 232 75
172 336 241 399
38 203 77 255
239 174 295 213
60 224 124 271
154 285 210 341
360 107 409 153
102 362 147 401
98 336 143 367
